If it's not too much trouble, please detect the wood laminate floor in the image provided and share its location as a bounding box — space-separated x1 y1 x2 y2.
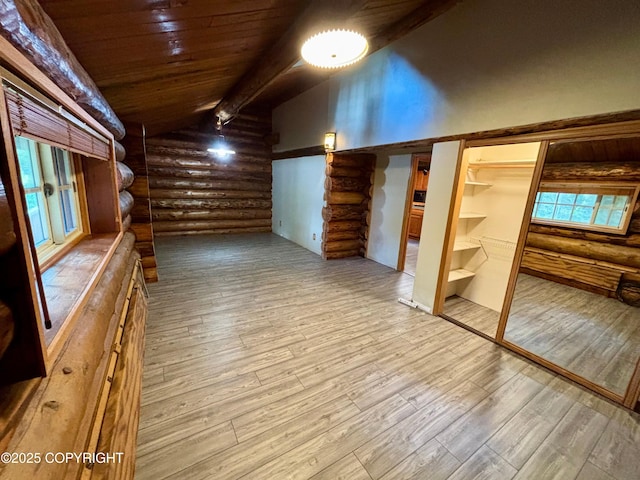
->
403 239 419 277
137 234 640 480
443 295 501 338
505 273 640 396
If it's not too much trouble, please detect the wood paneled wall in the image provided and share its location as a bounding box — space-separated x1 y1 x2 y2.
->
322 153 375 259
122 124 158 283
146 115 272 236
522 141 640 306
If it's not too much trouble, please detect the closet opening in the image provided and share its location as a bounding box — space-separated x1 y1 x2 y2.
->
438 142 543 338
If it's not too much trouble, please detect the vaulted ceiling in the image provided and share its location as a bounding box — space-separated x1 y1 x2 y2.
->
39 0 458 137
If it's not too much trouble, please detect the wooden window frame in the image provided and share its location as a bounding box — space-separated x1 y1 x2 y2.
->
532 182 640 234
0 67 122 371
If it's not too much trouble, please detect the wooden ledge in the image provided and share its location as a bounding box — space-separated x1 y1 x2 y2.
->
41 232 121 361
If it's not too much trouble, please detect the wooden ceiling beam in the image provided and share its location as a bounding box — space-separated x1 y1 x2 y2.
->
211 0 368 124
251 0 462 110
370 0 461 50
0 0 125 139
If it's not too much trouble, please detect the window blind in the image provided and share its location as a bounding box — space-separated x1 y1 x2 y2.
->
4 86 111 161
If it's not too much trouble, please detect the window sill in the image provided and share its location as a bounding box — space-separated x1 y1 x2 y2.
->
40 232 121 358
38 230 85 272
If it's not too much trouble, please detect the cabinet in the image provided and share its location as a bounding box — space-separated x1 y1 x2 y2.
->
414 170 429 191
408 209 424 239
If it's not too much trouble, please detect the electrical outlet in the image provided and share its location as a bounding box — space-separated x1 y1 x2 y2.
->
313 233 316 240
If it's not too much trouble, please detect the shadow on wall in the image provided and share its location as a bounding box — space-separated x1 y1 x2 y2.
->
368 155 389 257
331 51 441 149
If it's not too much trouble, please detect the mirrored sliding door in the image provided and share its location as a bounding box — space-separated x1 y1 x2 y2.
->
500 134 640 403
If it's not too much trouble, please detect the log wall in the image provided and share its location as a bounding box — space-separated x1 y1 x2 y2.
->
522 153 640 306
146 115 273 236
322 153 375 259
121 124 158 283
1 233 144 479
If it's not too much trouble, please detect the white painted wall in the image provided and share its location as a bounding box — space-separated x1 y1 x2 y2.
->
274 0 640 152
412 142 462 312
367 153 412 268
272 156 325 255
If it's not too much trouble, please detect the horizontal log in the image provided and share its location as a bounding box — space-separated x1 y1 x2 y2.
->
526 232 640 269
143 267 158 283
116 161 135 191
0 233 136 479
325 176 370 193
322 205 366 222
0 187 17 256
520 267 613 298
153 219 272 232
152 209 272 222
541 162 640 181
151 198 271 210
322 230 361 242
326 191 366 205
145 138 269 157
528 224 640 248
154 226 271 237
521 249 622 292
0 1 125 138
130 224 153 242
114 141 126 162
0 301 15 360
326 165 366 178
149 177 271 192
324 239 363 253
128 177 150 198
327 153 375 169
149 189 271 200
168 128 270 148
147 166 271 183
323 220 364 233
631 217 640 234
136 242 156 259
141 256 156 269
121 214 132 232
147 154 272 173
119 190 134 219
324 249 362 260
616 273 640 306
146 144 270 165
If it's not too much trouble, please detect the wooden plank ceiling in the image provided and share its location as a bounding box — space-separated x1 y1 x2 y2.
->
39 0 456 136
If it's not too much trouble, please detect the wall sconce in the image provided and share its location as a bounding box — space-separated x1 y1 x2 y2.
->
324 132 336 152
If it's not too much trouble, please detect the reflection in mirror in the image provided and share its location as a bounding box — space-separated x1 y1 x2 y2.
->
442 142 541 338
504 136 640 397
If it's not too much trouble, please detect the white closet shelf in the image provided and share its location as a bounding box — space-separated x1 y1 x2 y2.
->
464 181 492 186
459 212 487 219
448 269 476 282
468 159 535 168
453 241 481 252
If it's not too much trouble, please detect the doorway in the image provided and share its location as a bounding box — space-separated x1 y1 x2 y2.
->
398 153 431 276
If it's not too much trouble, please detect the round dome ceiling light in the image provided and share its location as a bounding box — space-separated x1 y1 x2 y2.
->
301 29 368 69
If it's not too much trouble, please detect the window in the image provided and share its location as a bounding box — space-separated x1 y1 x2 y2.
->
15 136 84 262
532 183 639 233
